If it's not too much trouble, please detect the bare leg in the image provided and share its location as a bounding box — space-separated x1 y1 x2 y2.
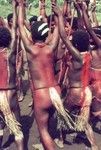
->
35 107 55 150
10 91 24 150
85 123 98 150
0 119 5 148
17 76 24 102
15 139 24 150
82 90 98 150
0 130 3 148
54 129 64 148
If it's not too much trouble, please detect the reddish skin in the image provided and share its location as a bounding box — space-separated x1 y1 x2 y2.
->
0 1 24 150
52 3 98 150
82 3 101 116
39 0 47 22
18 0 59 149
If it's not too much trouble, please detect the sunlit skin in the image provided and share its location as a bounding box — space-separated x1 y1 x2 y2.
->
81 2 101 118
17 0 62 149
0 1 24 150
52 2 99 150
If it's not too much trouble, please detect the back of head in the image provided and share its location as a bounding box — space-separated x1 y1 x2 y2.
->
29 15 38 25
7 13 13 28
72 30 90 52
7 13 13 23
31 21 49 42
66 17 79 31
72 17 79 31
0 27 11 48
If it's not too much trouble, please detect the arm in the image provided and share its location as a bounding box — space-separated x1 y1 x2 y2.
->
18 0 33 53
67 0 72 18
52 3 82 63
49 15 59 51
90 0 98 27
62 0 72 18
74 1 84 29
49 0 59 51
82 2 101 48
39 0 47 22
10 0 17 58
62 0 68 16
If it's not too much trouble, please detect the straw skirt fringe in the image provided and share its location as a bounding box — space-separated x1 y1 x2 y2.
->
49 87 75 130
0 91 23 140
76 87 92 131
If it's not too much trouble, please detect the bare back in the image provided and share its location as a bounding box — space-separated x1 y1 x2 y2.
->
91 49 101 69
27 43 57 90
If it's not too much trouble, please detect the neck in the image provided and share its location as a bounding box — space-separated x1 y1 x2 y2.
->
35 40 44 43
81 51 88 54
35 41 46 48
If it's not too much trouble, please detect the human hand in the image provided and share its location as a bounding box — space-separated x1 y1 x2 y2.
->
12 0 18 7
16 0 25 4
75 0 87 11
74 1 81 10
52 3 61 16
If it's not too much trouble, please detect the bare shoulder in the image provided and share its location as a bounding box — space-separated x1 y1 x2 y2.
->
91 49 101 59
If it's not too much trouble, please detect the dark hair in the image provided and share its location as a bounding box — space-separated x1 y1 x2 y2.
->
7 13 13 23
65 17 71 24
0 27 11 48
72 30 90 52
72 17 79 30
31 21 49 42
66 17 78 30
29 16 38 25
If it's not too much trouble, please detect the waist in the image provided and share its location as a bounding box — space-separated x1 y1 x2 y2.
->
90 67 101 72
90 68 101 81
0 86 16 90
69 82 82 88
34 84 59 91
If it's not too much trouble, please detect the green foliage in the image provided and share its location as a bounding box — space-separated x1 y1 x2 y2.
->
0 4 12 18
96 0 101 11
0 0 101 21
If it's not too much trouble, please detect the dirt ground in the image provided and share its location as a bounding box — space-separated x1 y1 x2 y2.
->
2 79 101 150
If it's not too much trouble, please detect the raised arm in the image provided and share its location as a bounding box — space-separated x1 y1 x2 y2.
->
62 0 68 16
18 0 33 53
10 0 17 56
48 0 59 51
52 3 82 63
81 2 101 48
49 15 59 51
39 0 47 22
74 1 84 30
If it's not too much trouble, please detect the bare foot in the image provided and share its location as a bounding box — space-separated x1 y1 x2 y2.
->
18 94 24 102
32 143 44 150
91 145 99 150
28 101 33 107
54 138 64 148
